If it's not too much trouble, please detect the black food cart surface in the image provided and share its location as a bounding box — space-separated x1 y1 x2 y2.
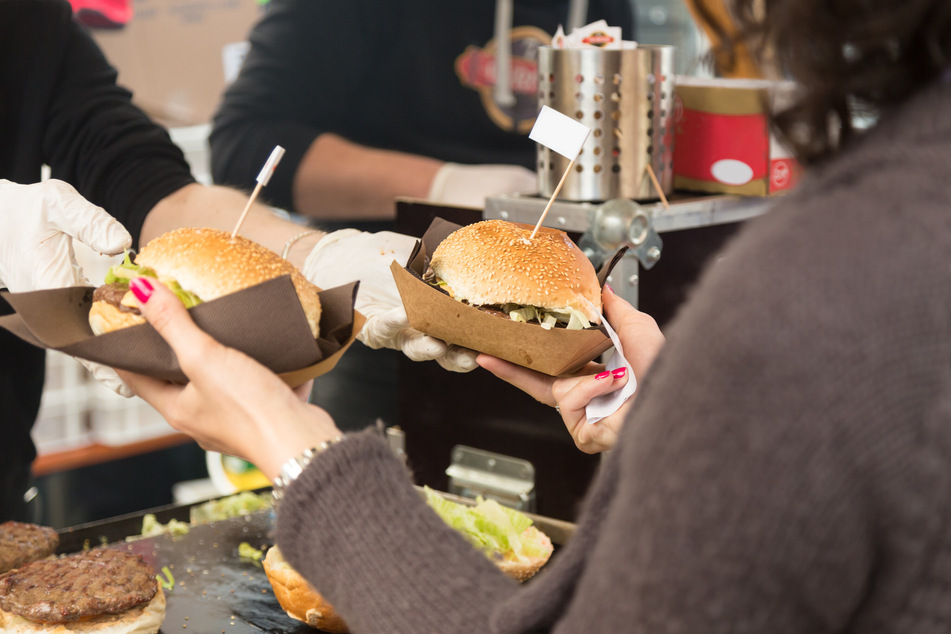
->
54 491 575 633
63 508 311 633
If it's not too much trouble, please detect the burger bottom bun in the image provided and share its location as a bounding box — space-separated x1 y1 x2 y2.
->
263 546 348 633
263 526 552 633
495 526 553 582
0 580 166 633
88 300 146 336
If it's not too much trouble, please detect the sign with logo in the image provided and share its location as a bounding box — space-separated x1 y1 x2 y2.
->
454 26 550 133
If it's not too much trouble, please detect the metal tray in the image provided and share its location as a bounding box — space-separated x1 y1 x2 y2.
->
55 489 575 633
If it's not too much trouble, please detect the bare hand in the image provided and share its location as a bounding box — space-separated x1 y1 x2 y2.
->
477 286 664 453
115 277 342 480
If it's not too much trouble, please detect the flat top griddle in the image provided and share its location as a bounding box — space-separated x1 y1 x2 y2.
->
66 509 312 633
55 491 575 633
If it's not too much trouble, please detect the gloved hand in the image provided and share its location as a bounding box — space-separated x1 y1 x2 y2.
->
427 163 537 208
0 179 134 396
302 229 477 373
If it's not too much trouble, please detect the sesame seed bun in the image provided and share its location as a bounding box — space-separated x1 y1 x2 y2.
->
263 546 348 633
430 220 601 323
90 228 321 338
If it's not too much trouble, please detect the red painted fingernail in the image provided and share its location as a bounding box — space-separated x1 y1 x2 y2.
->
604 284 614 294
595 370 611 380
612 367 627 379
130 277 154 304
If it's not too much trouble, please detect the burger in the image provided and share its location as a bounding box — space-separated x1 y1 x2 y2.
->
262 488 554 632
0 548 165 633
0 521 59 575
421 487 554 583
88 227 321 338
425 219 601 330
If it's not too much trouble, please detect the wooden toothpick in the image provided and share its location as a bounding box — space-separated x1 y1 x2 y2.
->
527 106 590 239
231 145 286 238
530 158 576 240
645 163 670 209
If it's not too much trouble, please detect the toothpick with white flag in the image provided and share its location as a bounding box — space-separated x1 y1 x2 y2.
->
231 145 286 239
529 108 635 423
528 105 591 239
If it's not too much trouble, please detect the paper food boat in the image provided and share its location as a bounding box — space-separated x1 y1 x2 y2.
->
391 218 623 376
0 276 363 388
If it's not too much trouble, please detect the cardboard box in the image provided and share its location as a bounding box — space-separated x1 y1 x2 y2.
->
672 77 800 196
0 277 362 389
391 218 619 377
90 0 263 127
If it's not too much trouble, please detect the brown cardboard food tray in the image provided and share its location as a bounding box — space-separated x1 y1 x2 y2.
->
392 218 623 376
0 276 363 388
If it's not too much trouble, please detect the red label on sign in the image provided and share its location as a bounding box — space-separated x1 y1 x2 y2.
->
581 31 616 47
770 157 798 191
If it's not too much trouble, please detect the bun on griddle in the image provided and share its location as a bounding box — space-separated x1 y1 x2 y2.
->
263 546 348 634
262 523 553 632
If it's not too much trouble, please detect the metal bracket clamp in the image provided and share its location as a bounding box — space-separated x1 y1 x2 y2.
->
579 198 664 270
445 445 536 513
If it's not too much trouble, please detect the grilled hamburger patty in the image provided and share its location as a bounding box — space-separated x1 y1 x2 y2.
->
0 521 58 575
92 283 141 314
0 549 157 623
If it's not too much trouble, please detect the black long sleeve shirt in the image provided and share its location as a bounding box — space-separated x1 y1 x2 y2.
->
0 0 195 519
209 0 634 211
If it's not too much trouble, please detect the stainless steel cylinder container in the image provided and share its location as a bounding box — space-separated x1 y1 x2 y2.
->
536 44 676 202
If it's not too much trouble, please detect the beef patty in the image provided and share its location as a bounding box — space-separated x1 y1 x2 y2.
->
0 548 157 623
0 521 58 575
93 283 141 314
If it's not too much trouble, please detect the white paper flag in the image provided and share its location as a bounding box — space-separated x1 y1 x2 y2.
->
529 105 591 159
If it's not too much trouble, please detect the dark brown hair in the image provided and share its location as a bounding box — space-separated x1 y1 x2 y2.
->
694 0 951 165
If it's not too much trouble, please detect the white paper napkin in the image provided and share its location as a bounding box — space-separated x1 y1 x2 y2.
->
585 314 636 424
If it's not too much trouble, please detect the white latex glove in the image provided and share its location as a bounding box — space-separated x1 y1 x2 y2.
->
0 179 134 396
427 163 537 208
302 229 477 373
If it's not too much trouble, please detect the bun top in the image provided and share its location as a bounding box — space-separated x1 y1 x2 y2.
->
430 220 602 322
136 228 322 337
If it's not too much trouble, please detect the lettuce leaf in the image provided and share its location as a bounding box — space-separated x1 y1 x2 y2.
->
423 487 548 563
104 251 203 308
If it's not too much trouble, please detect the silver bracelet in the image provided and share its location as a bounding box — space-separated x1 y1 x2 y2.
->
281 229 322 260
272 435 345 503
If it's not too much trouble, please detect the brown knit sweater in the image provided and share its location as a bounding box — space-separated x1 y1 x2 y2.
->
276 78 951 633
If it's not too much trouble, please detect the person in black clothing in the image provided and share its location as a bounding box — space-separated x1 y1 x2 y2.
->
0 0 471 522
210 0 635 222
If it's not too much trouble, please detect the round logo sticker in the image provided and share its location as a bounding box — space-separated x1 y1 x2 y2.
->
771 160 791 189
454 26 551 133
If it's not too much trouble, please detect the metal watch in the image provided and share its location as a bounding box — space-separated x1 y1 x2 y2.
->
272 435 344 503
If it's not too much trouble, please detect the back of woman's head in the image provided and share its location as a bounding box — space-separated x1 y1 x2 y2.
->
697 0 951 165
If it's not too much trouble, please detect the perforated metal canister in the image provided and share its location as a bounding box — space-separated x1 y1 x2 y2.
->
536 45 676 201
